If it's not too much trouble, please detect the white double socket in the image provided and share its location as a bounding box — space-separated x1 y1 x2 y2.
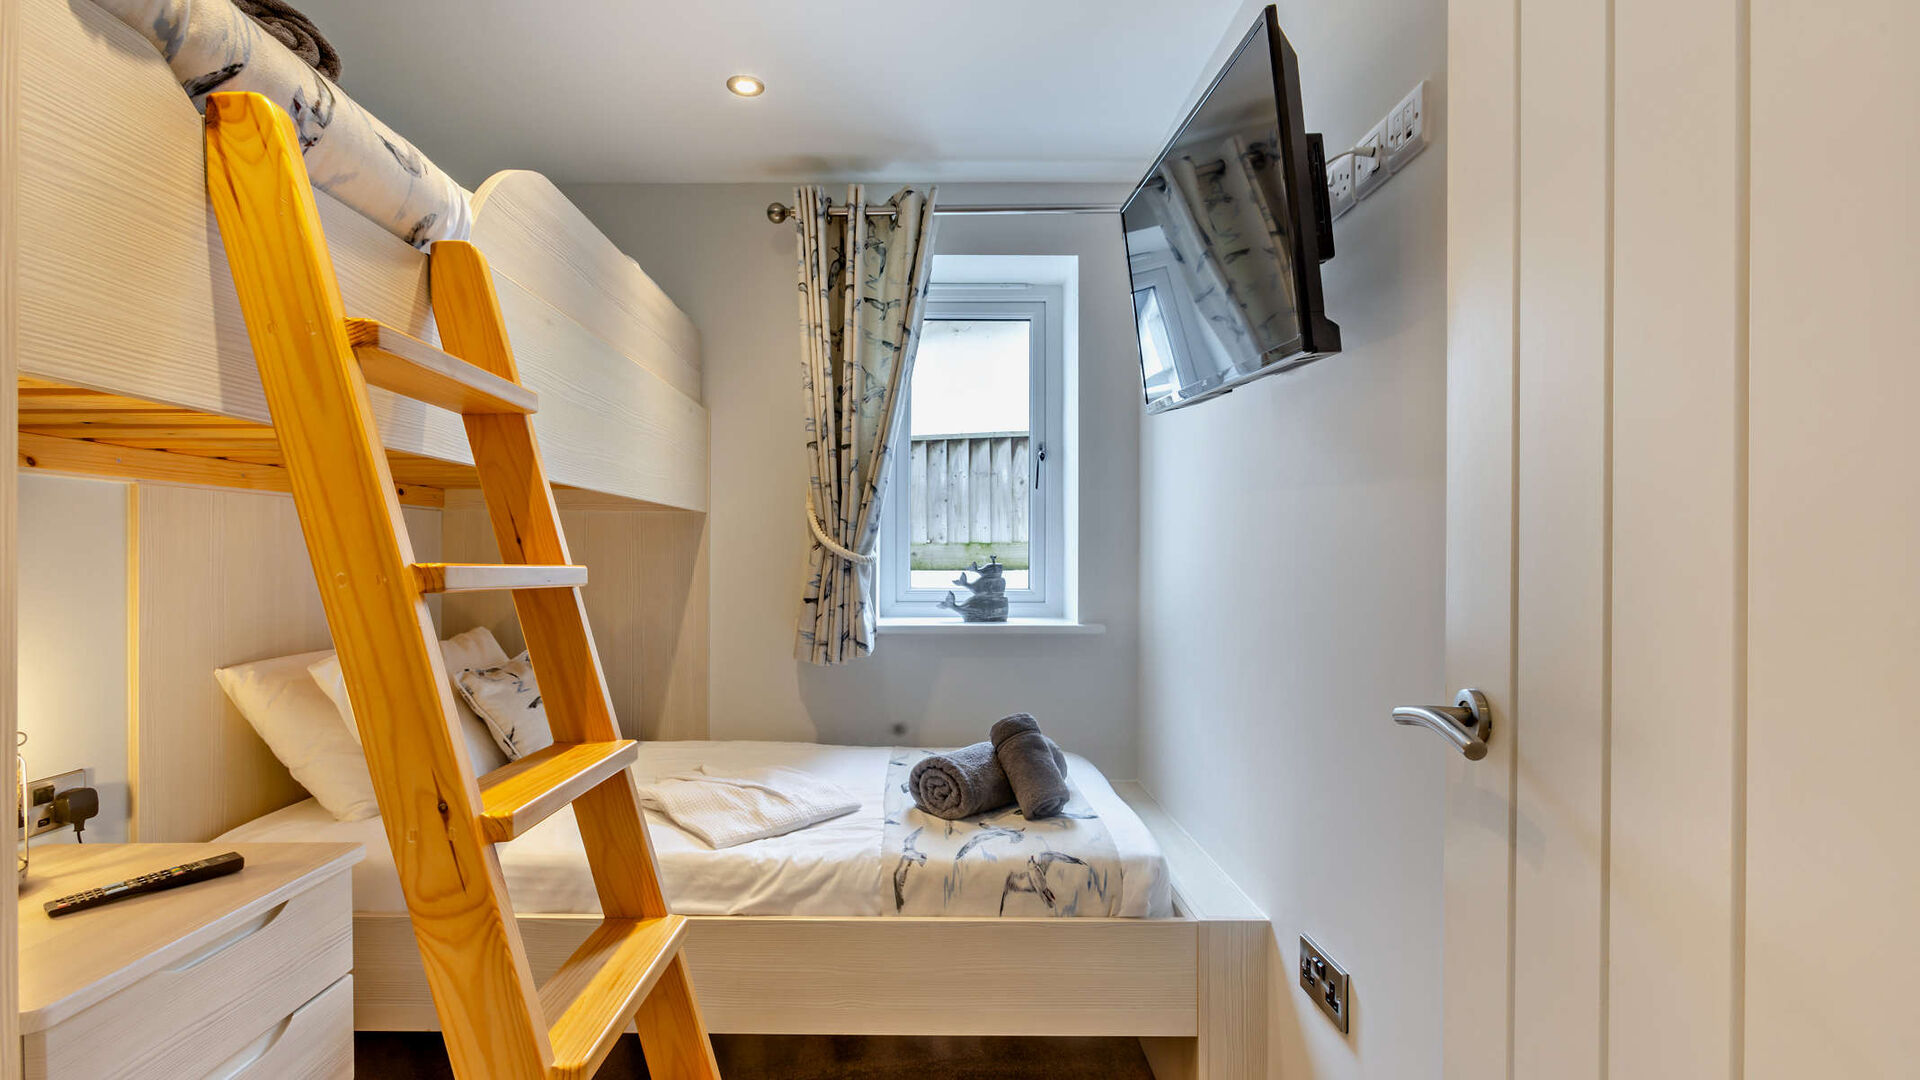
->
1325 152 1356 218
1326 81 1429 218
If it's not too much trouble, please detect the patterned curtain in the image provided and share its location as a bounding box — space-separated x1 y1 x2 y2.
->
793 184 939 664
1143 133 1301 374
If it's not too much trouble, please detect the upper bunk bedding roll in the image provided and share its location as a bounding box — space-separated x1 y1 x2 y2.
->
94 0 470 247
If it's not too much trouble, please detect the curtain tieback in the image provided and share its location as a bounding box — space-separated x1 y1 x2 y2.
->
806 490 876 565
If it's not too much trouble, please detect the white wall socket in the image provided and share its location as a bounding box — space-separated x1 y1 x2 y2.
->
1351 120 1387 201
1325 151 1356 219
1384 80 1428 173
1344 81 1430 214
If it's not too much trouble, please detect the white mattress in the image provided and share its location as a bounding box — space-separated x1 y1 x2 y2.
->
218 741 1173 918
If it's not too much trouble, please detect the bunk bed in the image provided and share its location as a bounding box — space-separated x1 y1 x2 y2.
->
3 0 1268 1076
11 0 705 513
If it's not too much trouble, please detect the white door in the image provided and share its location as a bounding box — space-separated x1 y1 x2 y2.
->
1438 0 1919 1077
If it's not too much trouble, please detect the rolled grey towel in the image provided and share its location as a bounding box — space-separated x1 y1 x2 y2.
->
991 712 1073 819
234 0 342 81
910 734 1068 820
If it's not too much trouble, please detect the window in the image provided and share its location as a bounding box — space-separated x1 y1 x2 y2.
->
1128 239 1227 402
881 281 1066 619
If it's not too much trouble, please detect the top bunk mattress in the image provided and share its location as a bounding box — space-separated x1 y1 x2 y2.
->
95 0 470 248
218 740 1175 919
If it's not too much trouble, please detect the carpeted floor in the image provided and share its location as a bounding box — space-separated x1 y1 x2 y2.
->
357 1032 1157 1079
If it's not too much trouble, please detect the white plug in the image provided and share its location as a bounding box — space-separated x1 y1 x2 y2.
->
1352 120 1388 201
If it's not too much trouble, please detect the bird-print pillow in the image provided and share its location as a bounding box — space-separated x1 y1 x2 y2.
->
455 653 554 761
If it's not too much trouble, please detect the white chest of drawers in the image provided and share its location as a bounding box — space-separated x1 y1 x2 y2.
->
17 842 363 1079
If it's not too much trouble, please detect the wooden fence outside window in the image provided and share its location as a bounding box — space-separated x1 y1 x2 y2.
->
904 432 1030 570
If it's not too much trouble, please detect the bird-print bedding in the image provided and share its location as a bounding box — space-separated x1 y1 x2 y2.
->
883 748 1124 917
94 0 471 249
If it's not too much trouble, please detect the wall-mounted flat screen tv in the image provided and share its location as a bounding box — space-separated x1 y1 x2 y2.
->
1122 6 1340 413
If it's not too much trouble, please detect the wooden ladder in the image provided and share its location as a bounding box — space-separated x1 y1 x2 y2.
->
203 91 721 1080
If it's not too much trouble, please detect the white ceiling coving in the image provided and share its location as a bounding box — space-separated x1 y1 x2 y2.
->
303 0 1249 187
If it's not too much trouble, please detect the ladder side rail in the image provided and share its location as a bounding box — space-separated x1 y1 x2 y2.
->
203 93 552 1078
633 955 725 1080
430 242 674 922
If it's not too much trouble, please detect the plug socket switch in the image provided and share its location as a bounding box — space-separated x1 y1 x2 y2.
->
1325 151 1356 219
1298 934 1351 1033
24 768 90 839
1351 121 1388 202
1384 80 1429 173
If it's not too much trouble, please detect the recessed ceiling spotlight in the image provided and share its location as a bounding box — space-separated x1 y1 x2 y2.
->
726 75 765 98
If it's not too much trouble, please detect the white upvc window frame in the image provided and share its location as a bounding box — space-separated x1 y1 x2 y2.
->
880 282 1066 620
1128 249 1221 402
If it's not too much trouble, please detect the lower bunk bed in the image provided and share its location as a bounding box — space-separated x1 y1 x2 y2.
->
215 740 1270 1078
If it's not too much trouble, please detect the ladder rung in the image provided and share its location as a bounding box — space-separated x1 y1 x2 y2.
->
411 562 587 594
344 318 538 415
541 915 688 1080
476 740 638 842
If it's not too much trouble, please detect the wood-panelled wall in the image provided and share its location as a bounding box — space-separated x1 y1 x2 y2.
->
131 485 441 841
127 484 708 840
1 0 21 1053
1448 0 1919 1076
440 494 708 743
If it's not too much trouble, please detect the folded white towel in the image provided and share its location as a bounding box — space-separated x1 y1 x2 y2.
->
636 765 860 849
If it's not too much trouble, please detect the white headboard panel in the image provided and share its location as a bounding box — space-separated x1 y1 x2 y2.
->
470 170 703 402
439 492 709 742
131 484 440 841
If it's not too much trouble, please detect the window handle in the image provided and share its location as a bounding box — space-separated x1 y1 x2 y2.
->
1035 443 1045 492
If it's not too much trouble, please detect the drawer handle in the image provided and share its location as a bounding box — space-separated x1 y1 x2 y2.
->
206 981 332 1078
203 1011 294 1080
163 900 288 974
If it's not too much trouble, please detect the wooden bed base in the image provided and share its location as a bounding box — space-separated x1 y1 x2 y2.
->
348 784 1271 1080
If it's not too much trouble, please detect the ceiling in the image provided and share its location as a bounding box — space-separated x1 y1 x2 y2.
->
303 0 1249 188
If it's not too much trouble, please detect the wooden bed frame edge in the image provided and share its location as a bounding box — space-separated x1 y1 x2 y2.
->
350 784 1272 1079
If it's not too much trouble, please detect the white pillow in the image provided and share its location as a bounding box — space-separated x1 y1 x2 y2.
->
215 649 380 822
456 653 554 761
307 627 512 776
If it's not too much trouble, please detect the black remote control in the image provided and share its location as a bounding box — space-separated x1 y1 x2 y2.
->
43 851 246 918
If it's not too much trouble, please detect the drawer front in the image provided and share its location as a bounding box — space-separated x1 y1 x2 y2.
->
220 975 354 1080
33 871 352 1079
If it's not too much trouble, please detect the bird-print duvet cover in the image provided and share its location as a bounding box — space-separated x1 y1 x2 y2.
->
93 0 471 248
883 748 1123 916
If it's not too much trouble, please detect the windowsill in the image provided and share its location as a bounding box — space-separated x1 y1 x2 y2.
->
876 617 1106 636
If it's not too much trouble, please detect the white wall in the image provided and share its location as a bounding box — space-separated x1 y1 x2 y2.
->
563 182 1143 774
16 474 130 844
1137 2 1449 1077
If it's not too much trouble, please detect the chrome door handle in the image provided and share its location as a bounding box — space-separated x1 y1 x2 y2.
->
1392 689 1492 760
